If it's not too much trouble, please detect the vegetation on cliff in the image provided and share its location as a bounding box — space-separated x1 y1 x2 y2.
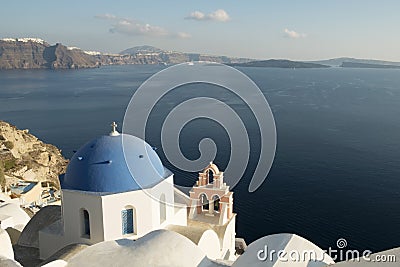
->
0 161 5 188
0 121 68 189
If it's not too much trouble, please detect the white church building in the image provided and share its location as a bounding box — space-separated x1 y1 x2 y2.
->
38 123 237 261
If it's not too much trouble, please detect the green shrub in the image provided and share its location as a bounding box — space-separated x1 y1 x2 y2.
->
0 161 5 188
3 159 16 171
3 141 14 150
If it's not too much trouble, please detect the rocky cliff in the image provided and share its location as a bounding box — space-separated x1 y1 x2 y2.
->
118 45 252 65
0 39 253 69
229 59 330 68
0 121 68 188
0 38 100 70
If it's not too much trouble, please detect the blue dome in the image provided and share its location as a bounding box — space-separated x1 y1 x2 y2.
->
60 134 167 193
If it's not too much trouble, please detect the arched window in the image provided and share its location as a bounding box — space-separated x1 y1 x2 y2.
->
81 209 90 238
160 194 166 224
200 194 209 211
122 207 135 235
208 170 214 184
212 195 220 212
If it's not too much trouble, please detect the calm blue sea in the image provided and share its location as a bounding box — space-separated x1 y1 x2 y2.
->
1 65 400 253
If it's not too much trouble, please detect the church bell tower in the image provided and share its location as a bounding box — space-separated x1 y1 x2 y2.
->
188 162 234 225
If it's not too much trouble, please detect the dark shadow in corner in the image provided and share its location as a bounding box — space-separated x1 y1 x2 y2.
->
43 45 57 68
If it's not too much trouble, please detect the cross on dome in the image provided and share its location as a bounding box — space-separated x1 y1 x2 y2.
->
110 121 120 136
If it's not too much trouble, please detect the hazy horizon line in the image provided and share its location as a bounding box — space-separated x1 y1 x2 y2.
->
2 36 400 63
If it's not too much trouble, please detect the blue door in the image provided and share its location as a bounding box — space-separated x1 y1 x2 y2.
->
122 208 134 234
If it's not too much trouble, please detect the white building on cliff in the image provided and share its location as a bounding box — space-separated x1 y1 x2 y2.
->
38 123 237 261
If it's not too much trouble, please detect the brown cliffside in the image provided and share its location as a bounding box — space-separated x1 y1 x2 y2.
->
0 39 100 70
0 40 253 69
49 44 100 69
0 121 68 189
0 40 49 69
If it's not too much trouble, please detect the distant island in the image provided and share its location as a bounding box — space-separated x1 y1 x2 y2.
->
1 38 400 70
340 62 400 69
229 59 330 68
309 57 400 68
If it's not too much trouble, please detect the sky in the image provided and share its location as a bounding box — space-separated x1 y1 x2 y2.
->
1 0 399 61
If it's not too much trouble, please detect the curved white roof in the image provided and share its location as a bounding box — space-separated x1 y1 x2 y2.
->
0 192 12 202
66 229 219 267
0 229 14 260
0 257 22 267
41 260 67 267
232 233 334 267
0 202 30 229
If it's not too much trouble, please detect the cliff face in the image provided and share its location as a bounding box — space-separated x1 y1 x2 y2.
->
117 46 253 65
50 44 100 69
0 39 253 69
0 39 100 70
0 39 49 69
96 52 251 65
229 59 330 68
0 121 68 188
